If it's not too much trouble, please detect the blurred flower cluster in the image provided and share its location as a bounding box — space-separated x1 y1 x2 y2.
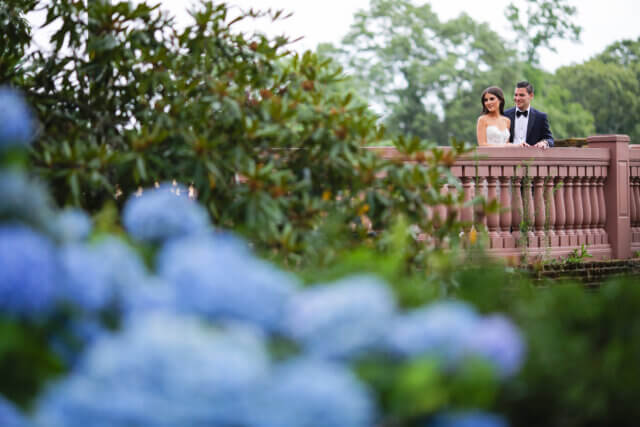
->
0 87 525 426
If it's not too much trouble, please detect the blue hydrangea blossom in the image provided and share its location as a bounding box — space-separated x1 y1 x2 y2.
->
250 358 376 427
0 225 61 317
0 395 30 427
283 275 395 359
158 234 297 331
0 86 36 150
54 209 92 242
36 313 270 427
59 237 149 312
0 170 57 232
464 314 526 378
386 300 481 362
122 184 210 244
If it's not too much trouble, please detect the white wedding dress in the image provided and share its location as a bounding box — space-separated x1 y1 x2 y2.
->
486 125 510 146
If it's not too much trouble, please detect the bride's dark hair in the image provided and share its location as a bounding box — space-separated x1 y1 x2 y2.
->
481 86 505 115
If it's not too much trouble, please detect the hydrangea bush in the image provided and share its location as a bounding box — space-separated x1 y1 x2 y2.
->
0 86 522 426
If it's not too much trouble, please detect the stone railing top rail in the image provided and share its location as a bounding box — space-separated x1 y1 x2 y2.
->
367 146 611 166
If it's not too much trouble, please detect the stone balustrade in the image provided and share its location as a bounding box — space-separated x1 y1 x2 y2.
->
371 134 640 261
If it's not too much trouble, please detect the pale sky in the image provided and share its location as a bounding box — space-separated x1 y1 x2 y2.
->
163 0 640 72
28 0 640 72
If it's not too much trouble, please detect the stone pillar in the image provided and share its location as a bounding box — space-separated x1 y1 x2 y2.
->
587 135 631 259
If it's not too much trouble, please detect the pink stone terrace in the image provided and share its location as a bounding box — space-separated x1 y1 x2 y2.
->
370 135 640 261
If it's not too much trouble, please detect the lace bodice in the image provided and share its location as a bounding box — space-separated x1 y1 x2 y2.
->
486 125 510 146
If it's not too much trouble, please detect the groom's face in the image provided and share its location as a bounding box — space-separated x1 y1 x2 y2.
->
514 88 533 111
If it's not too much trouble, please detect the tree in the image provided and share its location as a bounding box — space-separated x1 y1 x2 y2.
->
0 0 36 84
327 0 520 144
533 86 595 139
554 59 640 142
8 0 472 261
505 0 581 65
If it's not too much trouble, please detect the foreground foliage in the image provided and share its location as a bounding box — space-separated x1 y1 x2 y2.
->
3 87 640 427
5 0 475 266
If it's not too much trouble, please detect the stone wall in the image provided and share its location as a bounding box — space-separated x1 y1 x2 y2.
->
527 259 640 287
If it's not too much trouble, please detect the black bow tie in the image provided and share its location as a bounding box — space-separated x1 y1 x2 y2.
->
516 110 528 118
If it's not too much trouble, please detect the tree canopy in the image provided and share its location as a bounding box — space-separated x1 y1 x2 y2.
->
323 0 602 144
6 0 474 263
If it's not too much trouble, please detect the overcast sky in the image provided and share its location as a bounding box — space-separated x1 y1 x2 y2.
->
161 0 640 72
28 0 640 72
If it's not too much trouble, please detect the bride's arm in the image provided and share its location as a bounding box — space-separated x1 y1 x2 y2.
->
476 116 487 146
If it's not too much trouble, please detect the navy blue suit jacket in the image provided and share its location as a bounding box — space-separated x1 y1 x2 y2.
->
504 107 554 147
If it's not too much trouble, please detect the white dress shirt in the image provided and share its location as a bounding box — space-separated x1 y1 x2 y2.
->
514 107 530 144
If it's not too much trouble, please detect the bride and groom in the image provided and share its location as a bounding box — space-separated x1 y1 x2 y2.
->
476 81 554 148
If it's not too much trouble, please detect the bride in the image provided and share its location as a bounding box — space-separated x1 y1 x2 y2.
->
476 86 522 147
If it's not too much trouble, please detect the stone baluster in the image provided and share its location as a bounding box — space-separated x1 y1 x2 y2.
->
631 176 640 228
630 177 637 235
631 176 636 230
564 175 576 246
636 177 640 226
499 175 513 248
434 184 448 228
487 176 500 247
446 182 458 224
544 175 558 247
554 175 567 246
524 176 536 247
511 175 524 247
573 176 584 246
533 176 546 246
460 176 474 230
597 174 607 244
581 174 593 245
589 176 600 245
473 174 488 232
632 177 640 242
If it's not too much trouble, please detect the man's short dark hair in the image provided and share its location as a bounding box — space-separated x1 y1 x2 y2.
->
516 81 534 94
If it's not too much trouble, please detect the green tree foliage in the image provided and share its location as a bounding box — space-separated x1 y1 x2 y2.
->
327 0 520 144
505 0 581 64
0 0 36 83
532 85 595 139
595 38 640 142
8 0 474 261
598 37 640 67
326 0 592 144
554 59 640 142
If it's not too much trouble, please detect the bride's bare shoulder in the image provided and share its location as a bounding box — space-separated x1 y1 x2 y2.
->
477 115 488 124
502 115 511 127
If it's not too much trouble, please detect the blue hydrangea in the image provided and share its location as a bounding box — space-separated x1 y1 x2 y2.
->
54 209 92 242
386 301 480 363
49 316 109 368
283 275 395 360
429 411 508 427
464 314 526 378
36 313 270 427
59 237 149 312
0 225 61 317
157 234 297 331
0 86 36 150
250 358 376 427
122 184 210 244
0 395 30 427
0 170 57 232
118 276 178 316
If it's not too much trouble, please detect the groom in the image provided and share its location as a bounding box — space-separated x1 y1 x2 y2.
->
504 81 554 149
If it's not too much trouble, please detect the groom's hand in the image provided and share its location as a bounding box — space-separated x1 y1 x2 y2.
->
534 140 549 150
